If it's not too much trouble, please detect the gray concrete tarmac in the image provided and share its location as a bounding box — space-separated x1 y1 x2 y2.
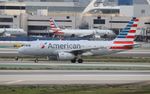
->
0 61 150 68
114 49 150 57
0 70 150 85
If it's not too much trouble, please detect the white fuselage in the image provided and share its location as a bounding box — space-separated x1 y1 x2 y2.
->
51 29 116 37
18 17 139 62
0 28 27 36
18 40 120 57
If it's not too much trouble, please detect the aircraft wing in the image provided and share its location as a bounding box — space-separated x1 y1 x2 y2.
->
112 43 140 47
65 47 100 55
78 33 94 37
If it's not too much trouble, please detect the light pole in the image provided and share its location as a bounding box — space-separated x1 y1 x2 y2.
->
109 0 115 29
74 1 80 29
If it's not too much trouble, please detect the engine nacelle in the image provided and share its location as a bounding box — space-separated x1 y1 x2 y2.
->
57 52 75 60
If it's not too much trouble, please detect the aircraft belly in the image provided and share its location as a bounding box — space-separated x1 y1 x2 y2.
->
24 48 55 56
39 48 56 55
91 49 113 56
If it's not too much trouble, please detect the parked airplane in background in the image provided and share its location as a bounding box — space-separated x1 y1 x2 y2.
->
0 28 27 37
18 17 139 63
49 18 116 38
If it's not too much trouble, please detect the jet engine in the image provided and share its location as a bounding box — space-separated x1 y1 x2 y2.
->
57 52 75 60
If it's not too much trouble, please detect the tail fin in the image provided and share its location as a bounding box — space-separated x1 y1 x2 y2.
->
49 18 61 32
49 18 64 35
111 17 139 50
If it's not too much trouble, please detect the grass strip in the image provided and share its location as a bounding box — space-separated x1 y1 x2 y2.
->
0 82 150 94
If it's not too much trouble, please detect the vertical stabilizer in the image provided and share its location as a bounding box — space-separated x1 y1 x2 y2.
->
111 17 139 50
49 18 64 35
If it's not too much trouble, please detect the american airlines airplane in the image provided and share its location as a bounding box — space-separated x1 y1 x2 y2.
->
18 17 139 63
0 28 27 36
49 18 116 38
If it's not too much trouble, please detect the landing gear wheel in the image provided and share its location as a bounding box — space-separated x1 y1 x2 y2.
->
71 59 76 63
34 58 38 63
15 57 19 61
78 59 83 63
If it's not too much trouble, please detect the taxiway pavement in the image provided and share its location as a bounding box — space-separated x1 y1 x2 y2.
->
0 70 150 85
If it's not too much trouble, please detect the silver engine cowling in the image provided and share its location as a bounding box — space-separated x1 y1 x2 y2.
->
57 52 75 60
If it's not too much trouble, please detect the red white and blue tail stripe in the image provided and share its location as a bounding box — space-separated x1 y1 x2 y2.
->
49 18 64 35
110 17 139 50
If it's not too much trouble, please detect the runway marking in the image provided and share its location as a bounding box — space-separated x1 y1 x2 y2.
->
5 80 24 85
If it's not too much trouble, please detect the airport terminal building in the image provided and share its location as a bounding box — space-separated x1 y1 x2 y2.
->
0 0 150 41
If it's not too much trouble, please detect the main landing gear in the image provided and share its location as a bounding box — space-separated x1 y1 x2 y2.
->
34 58 38 63
71 58 83 63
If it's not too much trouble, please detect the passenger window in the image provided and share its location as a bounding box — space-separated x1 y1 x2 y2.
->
24 44 31 47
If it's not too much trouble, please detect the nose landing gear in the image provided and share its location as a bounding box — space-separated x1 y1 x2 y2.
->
77 59 83 63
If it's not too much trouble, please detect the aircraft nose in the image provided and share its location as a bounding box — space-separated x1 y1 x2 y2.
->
18 46 33 55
